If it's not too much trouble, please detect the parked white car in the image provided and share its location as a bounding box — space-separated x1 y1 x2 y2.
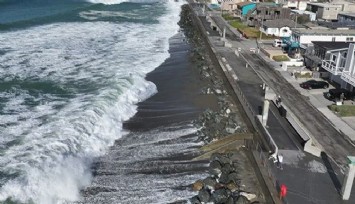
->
273 39 286 47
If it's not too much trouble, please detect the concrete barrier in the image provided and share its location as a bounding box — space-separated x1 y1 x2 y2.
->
273 97 323 157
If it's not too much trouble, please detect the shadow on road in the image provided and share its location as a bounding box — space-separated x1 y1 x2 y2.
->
321 152 342 195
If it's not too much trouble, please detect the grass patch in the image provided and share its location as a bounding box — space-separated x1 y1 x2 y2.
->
230 19 247 29
222 14 236 21
272 55 289 62
328 105 355 117
229 20 276 39
294 72 312 78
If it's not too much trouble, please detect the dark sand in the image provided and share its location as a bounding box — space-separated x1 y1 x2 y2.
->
123 31 219 131
83 29 222 203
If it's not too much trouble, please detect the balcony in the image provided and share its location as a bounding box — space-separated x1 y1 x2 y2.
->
341 72 355 87
321 60 344 75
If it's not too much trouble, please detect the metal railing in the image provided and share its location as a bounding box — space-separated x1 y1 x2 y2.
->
245 139 286 204
341 72 355 87
321 60 344 75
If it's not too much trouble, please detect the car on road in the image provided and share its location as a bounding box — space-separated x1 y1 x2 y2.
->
300 80 329 90
326 88 354 100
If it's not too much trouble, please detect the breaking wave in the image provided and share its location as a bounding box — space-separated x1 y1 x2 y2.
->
0 0 184 203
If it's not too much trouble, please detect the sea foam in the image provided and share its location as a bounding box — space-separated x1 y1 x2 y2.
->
0 0 184 203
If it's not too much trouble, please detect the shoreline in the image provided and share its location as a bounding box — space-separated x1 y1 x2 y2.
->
83 3 264 204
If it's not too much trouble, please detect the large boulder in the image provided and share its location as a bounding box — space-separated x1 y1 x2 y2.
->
228 172 240 184
235 195 250 204
218 172 229 184
190 196 202 204
192 180 204 191
239 192 257 201
209 160 222 177
225 197 234 204
221 163 233 175
212 189 229 204
203 177 217 190
226 181 239 192
198 189 211 203
211 154 231 165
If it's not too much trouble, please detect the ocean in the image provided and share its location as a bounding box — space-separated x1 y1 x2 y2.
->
0 0 219 203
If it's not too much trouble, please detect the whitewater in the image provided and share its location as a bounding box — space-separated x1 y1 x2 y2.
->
0 0 193 203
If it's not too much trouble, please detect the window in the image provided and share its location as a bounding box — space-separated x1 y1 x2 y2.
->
343 52 348 58
332 55 337 62
332 37 336 42
346 37 353 42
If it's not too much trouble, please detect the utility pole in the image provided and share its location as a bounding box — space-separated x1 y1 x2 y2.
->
259 11 265 41
295 14 298 29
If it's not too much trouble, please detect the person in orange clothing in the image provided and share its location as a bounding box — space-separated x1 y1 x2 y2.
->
280 184 287 200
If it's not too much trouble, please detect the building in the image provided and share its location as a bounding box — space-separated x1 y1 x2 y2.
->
338 13 355 22
291 9 316 21
246 3 292 27
219 0 245 13
306 1 355 21
260 19 303 37
311 41 355 90
283 0 308 11
235 2 257 17
306 3 343 21
341 43 355 90
291 29 355 48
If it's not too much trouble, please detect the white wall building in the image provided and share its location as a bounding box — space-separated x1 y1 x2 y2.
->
341 44 355 90
292 29 355 48
291 9 316 21
260 19 302 37
314 41 355 90
283 0 308 11
219 0 244 12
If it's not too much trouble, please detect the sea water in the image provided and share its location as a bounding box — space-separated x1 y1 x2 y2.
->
0 0 202 203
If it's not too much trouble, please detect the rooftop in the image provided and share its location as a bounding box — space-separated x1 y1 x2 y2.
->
263 19 304 28
312 41 351 51
307 2 343 8
338 12 355 18
236 1 256 8
292 28 355 35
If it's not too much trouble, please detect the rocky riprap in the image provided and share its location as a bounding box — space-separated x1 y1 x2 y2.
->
178 5 247 144
190 153 259 204
178 5 263 204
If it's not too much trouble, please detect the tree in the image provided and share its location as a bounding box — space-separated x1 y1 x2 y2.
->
296 14 310 25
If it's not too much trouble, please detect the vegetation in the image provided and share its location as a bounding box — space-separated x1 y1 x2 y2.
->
296 14 310 24
222 14 236 21
272 55 289 62
294 72 312 78
229 19 276 39
328 105 355 117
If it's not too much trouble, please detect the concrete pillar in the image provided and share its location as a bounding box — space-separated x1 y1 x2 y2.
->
223 27 226 39
262 100 270 127
342 156 355 200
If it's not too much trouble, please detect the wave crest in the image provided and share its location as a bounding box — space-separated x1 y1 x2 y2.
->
85 0 166 5
85 0 127 4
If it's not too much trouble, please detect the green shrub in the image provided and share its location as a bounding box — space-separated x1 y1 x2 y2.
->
272 55 289 62
294 72 312 78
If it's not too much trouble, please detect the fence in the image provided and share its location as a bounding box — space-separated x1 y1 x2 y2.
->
245 139 288 204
